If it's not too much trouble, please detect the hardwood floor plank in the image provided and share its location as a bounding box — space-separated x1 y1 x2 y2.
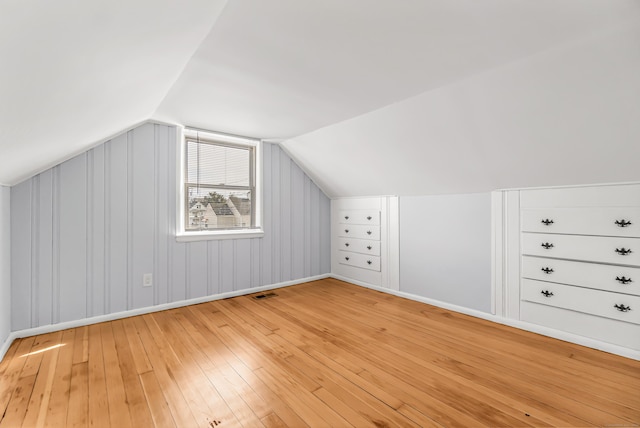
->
100 323 133 428
0 374 36 428
66 361 89 428
133 315 199 427
111 319 154 427
139 371 177 428
0 337 35 417
43 329 75 428
396 404 446 428
20 333 64 428
0 340 20 378
121 317 152 375
19 332 58 379
260 412 288 428
87 324 110 428
1 279 638 427
72 326 89 365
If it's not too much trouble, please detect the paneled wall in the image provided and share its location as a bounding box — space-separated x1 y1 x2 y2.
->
10 123 330 331
400 193 491 313
0 186 10 345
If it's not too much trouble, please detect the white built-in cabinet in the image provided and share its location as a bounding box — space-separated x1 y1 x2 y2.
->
494 183 640 356
331 197 399 290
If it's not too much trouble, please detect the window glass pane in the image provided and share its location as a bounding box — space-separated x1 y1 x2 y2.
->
186 187 252 231
186 140 250 187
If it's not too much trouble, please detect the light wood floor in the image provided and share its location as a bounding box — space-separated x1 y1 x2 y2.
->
1 279 639 427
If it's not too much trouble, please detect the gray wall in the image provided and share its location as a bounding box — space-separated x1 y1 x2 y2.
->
10 123 330 331
0 186 10 345
399 193 491 313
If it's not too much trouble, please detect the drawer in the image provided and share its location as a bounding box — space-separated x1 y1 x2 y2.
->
522 256 640 296
520 184 640 209
520 301 640 351
521 279 640 325
521 233 640 266
521 208 640 237
337 237 381 256
339 210 380 225
337 224 380 240
338 251 381 272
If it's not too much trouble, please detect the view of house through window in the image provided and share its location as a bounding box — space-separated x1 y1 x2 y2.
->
184 133 256 232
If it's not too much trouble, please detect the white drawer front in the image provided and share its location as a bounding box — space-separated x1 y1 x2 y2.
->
520 184 640 209
522 208 640 237
521 233 640 266
338 251 381 271
337 237 381 256
521 279 640 325
520 301 640 351
522 256 640 296
337 224 380 240
339 210 380 225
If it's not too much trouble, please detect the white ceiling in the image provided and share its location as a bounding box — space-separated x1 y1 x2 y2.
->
0 0 227 185
1 0 638 187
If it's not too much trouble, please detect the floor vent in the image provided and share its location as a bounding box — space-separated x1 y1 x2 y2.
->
252 292 278 300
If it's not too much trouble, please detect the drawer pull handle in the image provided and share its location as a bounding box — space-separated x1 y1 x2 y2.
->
541 267 554 274
366 230 372 235
345 216 349 220
615 248 632 256
541 219 554 226
541 242 554 249
541 290 554 297
614 304 631 312
615 219 632 227
345 257 350 261
367 260 372 265
367 216 372 220
367 245 372 250
344 229 349 234
616 276 632 284
344 243 350 247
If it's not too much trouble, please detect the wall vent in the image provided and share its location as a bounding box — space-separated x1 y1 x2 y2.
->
252 292 278 300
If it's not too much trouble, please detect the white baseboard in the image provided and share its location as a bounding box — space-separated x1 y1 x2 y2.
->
0 274 330 362
330 274 640 361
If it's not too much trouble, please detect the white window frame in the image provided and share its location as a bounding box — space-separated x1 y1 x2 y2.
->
176 127 263 242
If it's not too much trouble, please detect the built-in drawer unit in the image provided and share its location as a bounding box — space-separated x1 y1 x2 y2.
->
521 279 639 325
338 251 381 272
508 184 640 357
337 237 381 256
521 207 640 237
521 233 640 266
522 256 640 296
331 198 399 290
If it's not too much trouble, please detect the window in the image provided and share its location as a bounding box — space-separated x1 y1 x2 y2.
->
178 128 263 241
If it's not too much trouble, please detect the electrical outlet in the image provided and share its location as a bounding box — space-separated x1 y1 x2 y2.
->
143 273 153 287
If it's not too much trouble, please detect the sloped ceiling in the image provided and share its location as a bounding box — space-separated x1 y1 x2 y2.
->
282 18 640 197
1 0 639 190
0 0 228 185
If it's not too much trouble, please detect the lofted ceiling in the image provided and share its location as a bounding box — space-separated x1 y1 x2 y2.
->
1 0 638 190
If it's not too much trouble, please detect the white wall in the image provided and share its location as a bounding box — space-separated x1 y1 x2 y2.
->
283 18 640 198
10 123 331 331
400 193 491 313
0 186 10 348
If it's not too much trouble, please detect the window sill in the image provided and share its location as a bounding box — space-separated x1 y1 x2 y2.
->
176 229 264 242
